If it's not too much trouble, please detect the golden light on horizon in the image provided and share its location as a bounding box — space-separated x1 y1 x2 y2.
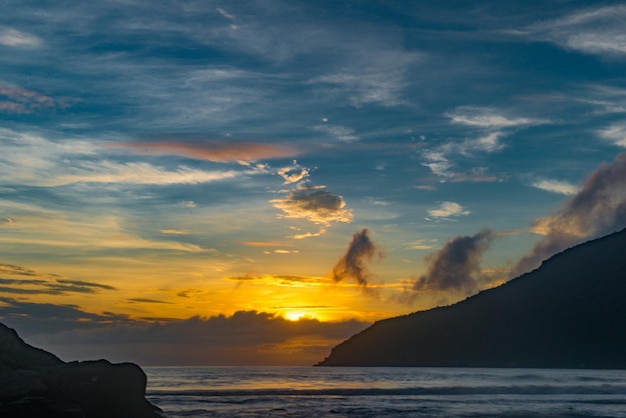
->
284 311 308 321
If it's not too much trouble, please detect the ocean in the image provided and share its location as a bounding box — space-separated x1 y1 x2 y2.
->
144 367 626 417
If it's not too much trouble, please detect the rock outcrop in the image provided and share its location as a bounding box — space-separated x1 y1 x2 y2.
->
0 323 165 418
318 228 626 368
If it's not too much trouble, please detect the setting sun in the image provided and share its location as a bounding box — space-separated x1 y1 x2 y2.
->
284 311 308 321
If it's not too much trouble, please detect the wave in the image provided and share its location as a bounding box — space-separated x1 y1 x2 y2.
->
147 384 626 398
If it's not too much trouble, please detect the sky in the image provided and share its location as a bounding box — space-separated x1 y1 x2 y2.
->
1 0 626 366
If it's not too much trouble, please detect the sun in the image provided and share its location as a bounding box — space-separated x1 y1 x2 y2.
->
284 311 307 321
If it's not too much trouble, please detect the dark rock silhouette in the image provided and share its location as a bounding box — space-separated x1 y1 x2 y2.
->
318 228 626 368
0 323 165 418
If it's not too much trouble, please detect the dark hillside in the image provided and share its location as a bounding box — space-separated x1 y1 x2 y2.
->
317 228 626 368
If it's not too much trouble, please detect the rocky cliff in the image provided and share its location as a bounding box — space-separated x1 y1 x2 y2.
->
318 228 626 368
0 323 165 418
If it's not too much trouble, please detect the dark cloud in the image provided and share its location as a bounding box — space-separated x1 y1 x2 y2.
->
226 275 327 285
127 298 172 304
409 228 494 298
0 263 118 295
332 229 383 288
0 302 369 366
0 263 38 277
56 279 117 291
512 153 626 277
0 278 47 285
0 298 132 336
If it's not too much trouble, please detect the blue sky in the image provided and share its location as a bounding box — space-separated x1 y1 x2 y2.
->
1 0 626 365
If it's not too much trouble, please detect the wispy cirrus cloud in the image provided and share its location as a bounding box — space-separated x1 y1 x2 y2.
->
524 5 626 57
112 140 298 163
0 129 248 187
0 203 207 253
598 122 626 147
0 26 43 48
421 106 549 180
532 179 580 195
0 85 60 114
312 123 358 142
446 106 548 128
50 161 239 186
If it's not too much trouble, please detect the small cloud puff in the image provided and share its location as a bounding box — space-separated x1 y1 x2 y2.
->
428 202 470 218
532 179 579 195
271 184 353 226
277 161 310 184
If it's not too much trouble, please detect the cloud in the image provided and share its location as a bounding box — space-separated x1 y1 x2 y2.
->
459 132 505 154
227 275 327 286
1 303 369 365
405 239 438 250
0 27 43 48
277 161 309 184
127 298 172 304
0 129 245 188
332 229 383 288
242 241 291 247
599 122 626 147
526 5 626 57
0 263 39 277
291 229 327 240
421 150 453 178
428 202 470 218
271 184 353 226
0 263 117 296
309 45 421 108
512 152 626 277
46 161 240 186
312 124 358 142
0 298 133 336
421 106 548 180
409 228 494 297
112 140 297 163
532 179 580 195
0 85 60 114
447 106 548 128
272 249 299 254
216 7 236 23
159 229 189 235
0 205 207 253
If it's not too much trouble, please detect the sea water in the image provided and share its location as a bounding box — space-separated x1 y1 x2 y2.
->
144 367 626 417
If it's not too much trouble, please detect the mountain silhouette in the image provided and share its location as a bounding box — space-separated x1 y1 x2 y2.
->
317 228 626 368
